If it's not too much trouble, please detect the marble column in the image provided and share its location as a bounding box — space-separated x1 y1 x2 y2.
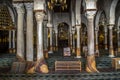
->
72 27 75 54
76 25 81 58
117 30 120 53
70 33 72 49
95 30 99 56
25 3 34 61
109 25 115 57
43 21 48 58
104 27 108 50
14 4 25 61
35 11 49 73
35 12 44 60
47 23 53 53
12 30 16 53
55 32 58 51
26 11 49 74
9 31 12 53
86 11 99 72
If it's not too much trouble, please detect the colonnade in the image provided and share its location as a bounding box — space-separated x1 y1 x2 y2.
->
10 0 120 73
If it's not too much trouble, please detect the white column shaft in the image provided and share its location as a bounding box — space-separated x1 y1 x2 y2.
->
95 31 98 45
88 17 95 55
37 22 44 60
76 27 80 48
72 33 75 48
49 28 52 47
26 7 33 61
17 12 24 58
109 28 113 47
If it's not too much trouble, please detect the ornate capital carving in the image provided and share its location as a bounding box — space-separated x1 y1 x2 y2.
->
25 3 33 11
13 3 25 14
86 11 96 19
35 12 45 22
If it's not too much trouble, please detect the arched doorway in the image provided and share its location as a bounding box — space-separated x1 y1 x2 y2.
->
58 22 69 49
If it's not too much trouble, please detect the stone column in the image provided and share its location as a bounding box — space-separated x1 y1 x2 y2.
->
14 4 25 61
72 27 75 54
117 30 120 53
9 31 12 53
35 11 49 73
76 25 81 58
25 3 34 61
109 25 114 57
12 30 16 53
43 21 48 58
70 32 72 49
104 27 108 50
86 11 99 72
55 32 58 51
95 30 99 56
47 23 53 53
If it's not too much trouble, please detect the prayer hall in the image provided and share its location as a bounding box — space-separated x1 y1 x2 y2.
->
0 0 120 80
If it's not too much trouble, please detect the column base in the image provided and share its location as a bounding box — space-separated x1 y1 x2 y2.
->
49 46 53 54
12 48 16 53
26 58 49 74
48 51 53 54
72 48 75 54
86 55 99 73
9 48 16 53
76 48 81 57
109 55 115 58
16 55 25 62
95 50 99 57
9 49 13 53
105 45 108 50
109 47 115 57
44 50 48 58
75 56 82 58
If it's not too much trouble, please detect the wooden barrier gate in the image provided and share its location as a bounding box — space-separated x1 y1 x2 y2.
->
55 61 81 72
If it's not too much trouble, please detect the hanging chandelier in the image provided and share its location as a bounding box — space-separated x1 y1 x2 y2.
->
47 0 67 10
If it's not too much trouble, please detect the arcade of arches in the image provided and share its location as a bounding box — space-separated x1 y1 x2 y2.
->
0 0 120 78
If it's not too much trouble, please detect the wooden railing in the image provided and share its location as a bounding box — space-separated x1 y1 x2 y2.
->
55 61 81 72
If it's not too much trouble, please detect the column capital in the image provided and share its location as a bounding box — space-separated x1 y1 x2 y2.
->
47 23 52 28
35 11 45 22
13 3 25 14
86 11 96 19
108 24 114 29
25 3 33 11
76 25 81 29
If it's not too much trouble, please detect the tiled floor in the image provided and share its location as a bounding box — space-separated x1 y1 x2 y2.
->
0 51 120 80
